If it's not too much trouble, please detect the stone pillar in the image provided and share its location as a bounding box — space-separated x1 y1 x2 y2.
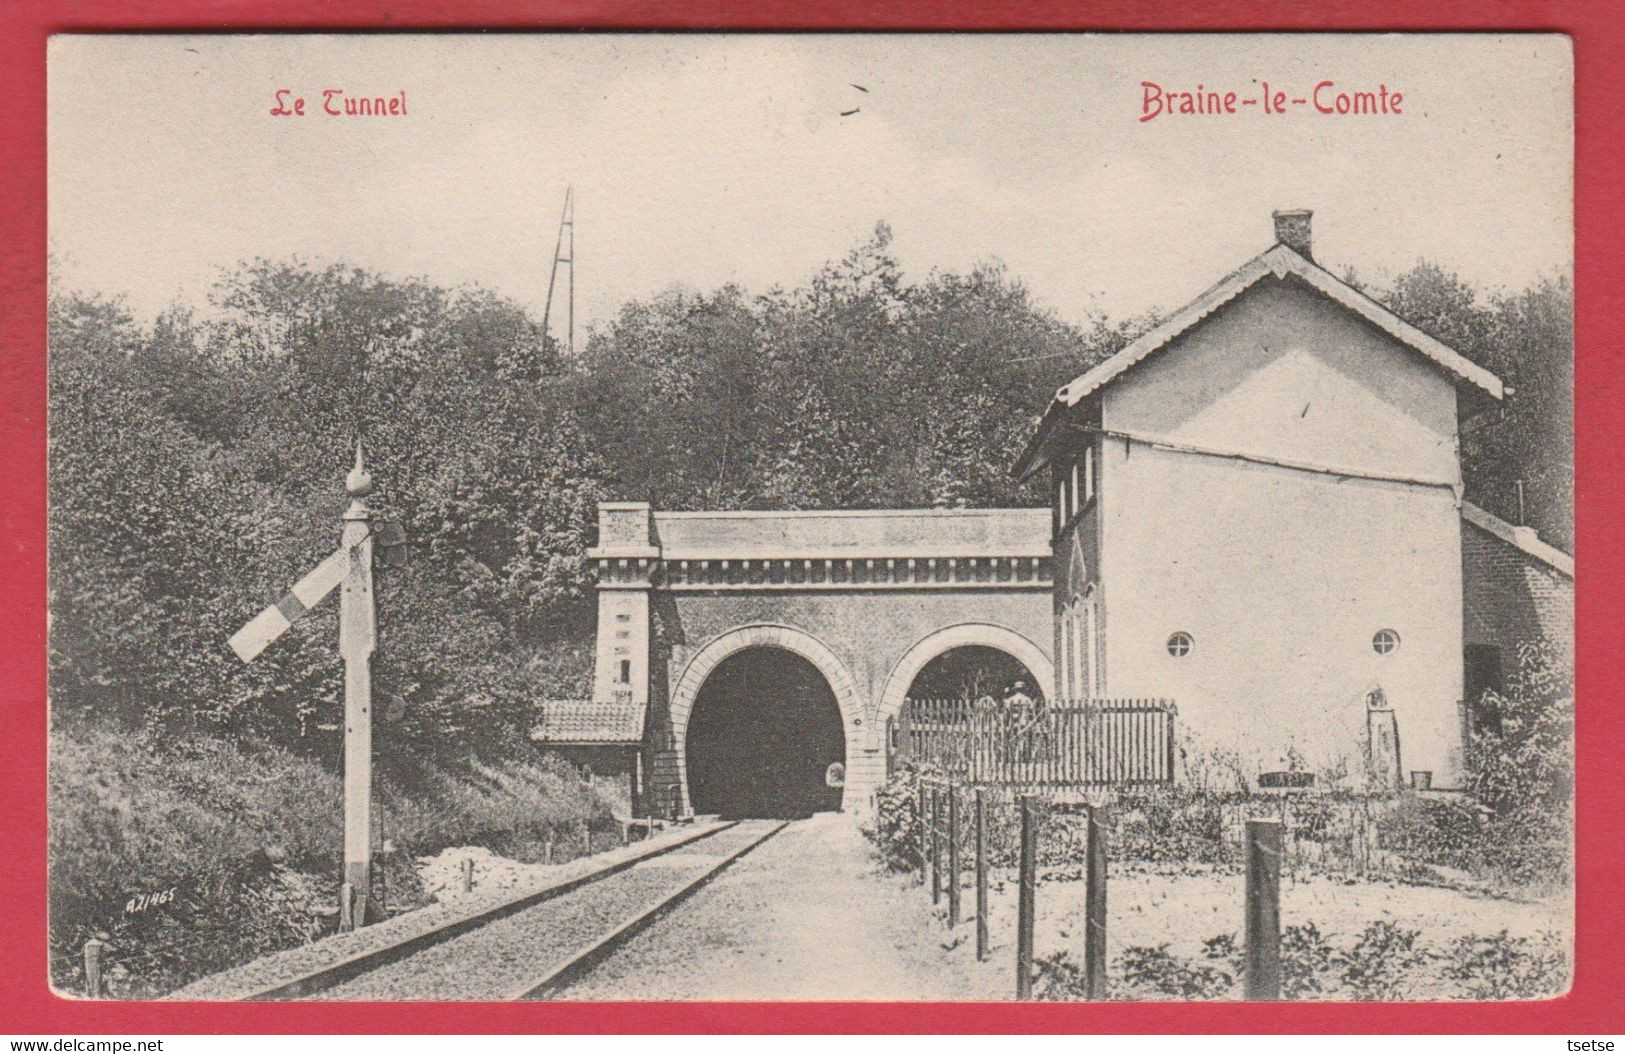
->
588 502 660 706
587 503 661 816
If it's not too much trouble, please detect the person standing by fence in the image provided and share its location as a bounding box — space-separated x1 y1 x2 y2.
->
1004 681 1037 764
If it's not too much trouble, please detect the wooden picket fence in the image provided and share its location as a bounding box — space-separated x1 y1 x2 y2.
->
889 697 1177 787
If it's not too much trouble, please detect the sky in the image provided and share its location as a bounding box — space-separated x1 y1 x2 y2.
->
48 34 1572 338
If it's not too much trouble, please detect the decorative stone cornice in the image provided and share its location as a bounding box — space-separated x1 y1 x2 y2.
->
589 503 1054 591
594 555 662 589
593 553 1051 591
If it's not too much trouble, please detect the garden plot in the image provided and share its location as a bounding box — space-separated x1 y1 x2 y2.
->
981 863 1570 1001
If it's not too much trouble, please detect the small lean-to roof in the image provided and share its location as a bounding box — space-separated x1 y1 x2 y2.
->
529 698 646 745
1461 501 1573 578
1015 243 1505 479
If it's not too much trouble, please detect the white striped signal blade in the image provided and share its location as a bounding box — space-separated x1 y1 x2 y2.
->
229 548 348 662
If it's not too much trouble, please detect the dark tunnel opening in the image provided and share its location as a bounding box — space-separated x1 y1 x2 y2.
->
685 646 846 820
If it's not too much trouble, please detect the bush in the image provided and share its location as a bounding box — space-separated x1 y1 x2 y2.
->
1338 920 1425 1001
1114 945 1234 1000
1378 640 1572 890
863 762 931 872
1280 922 1336 999
1111 789 1235 868
1444 930 1569 1000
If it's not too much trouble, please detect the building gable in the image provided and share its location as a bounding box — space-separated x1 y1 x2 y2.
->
1015 224 1504 481
1101 276 1464 485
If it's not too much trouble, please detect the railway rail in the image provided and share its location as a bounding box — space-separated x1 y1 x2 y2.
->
220 818 785 1001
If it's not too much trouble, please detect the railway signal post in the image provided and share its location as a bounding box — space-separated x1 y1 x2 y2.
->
227 445 383 931
338 448 378 931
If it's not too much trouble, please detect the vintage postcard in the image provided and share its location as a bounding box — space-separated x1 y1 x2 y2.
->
45 33 1573 1003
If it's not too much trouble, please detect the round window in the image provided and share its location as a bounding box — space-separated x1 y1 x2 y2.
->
1166 631 1193 658
1373 629 1401 655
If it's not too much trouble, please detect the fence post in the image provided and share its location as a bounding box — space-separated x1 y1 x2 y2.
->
461 858 474 893
83 939 105 998
1084 802 1108 1000
583 824 593 856
917 780 929 884
930 786 942 905
975 788 989 961
545 839 554 865
1165 703 1177 783
947 785 962 928
1016 795 1037 1000
1245 819 1283 1000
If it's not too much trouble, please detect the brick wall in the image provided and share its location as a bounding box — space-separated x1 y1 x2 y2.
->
1462 519 1574 664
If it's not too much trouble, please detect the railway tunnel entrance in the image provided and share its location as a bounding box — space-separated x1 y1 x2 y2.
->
685 647 846 820
902 644 1045 704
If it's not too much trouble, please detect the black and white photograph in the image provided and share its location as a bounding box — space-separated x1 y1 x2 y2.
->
45 32 1574 1003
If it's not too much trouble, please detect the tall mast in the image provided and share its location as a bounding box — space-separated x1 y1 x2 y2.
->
541 186 575 358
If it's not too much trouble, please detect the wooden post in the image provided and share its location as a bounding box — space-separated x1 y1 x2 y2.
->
929 786 942 905
974 788 989 961
1084 802 1108 1000
947 785 962 927
461 858 474 893
916 781 929 883
583 824 592 856
1016 795 1037 1000
545 840 554 865
1245 819 1283 1000
622 822 631 847
83 939 105 998
338 444 376 931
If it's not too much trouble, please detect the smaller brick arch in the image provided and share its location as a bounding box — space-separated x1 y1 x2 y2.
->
876 623 1054 725
669 623 865 811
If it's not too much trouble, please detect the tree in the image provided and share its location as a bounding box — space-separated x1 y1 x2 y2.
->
576 223 1126 513
1379 263 1573 550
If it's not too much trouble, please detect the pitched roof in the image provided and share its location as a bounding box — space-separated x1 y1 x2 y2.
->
1015 243 1505 479
529 698 646 745
1461 501 1573 578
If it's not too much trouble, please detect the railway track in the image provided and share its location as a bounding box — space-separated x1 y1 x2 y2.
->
237 819 785 1001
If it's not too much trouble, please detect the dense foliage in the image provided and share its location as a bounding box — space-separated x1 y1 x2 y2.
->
49 274 605 755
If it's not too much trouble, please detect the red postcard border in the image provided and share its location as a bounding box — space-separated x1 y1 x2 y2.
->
3 0 1619 1035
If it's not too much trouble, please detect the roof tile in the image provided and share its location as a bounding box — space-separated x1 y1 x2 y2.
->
530 697 646 744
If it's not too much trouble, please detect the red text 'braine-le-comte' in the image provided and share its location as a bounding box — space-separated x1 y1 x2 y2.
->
1141 80 1404 122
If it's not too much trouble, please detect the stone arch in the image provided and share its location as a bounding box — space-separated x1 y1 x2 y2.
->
670 623 865 811
876 622 1055 725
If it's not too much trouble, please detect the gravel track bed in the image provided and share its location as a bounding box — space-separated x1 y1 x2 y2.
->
165 821 730 1001
312 822 779 1001
560 813 1006 1000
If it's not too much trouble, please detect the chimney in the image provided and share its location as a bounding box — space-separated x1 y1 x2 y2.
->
1272 209 1314 259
